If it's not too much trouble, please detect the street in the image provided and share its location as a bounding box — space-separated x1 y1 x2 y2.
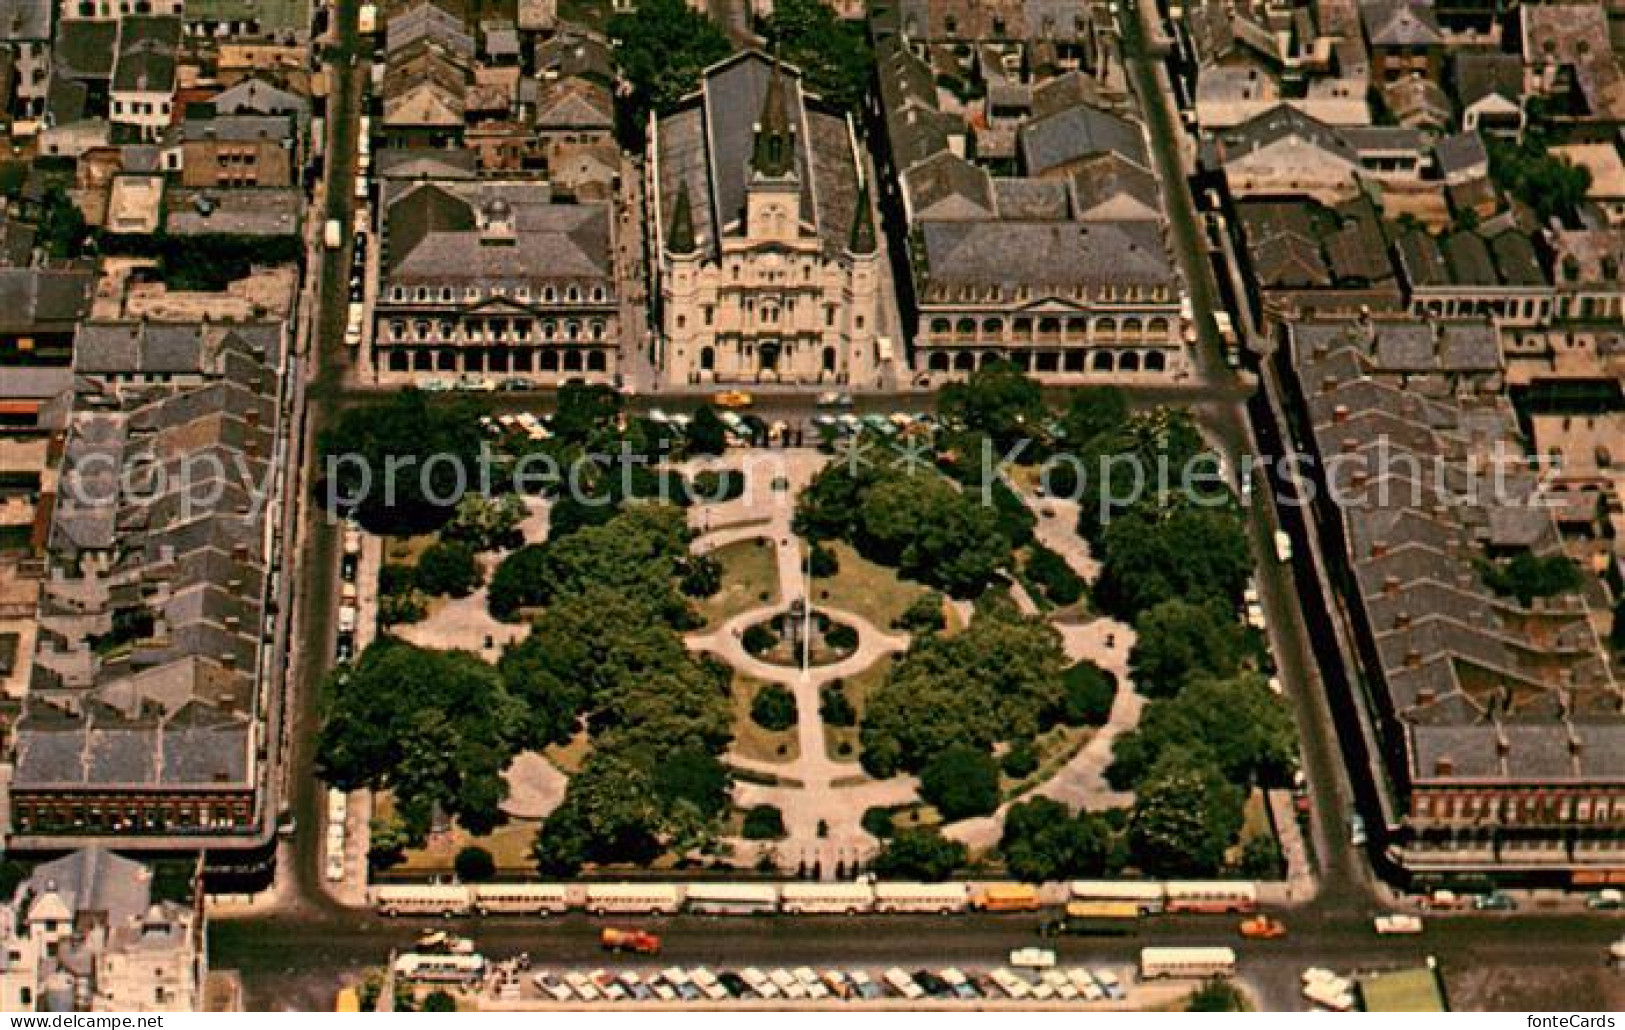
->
211 0 1625 1013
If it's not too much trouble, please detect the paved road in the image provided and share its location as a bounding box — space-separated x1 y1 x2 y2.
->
210 905 1625 1012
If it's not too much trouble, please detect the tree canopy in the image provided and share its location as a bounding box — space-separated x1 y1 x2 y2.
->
1109 673 1297 791
760 0 874 115
939 361 1047 454
608 0 732 144
999 797 1114 883
919 744 1001 821
1126 747 1245 877
871 828 967 881
317 639 522 837
860 604 1066 776
319 391 488 535
488 504 693 622
1127 598 1247 698
1094 500 1251 620
1478 552 1584 607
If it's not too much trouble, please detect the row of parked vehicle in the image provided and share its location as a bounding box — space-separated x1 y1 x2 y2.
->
518 964 1127 1005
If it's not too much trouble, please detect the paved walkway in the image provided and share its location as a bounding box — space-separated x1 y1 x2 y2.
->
680 449 923 871
944 491 1144 850
501 751 567 821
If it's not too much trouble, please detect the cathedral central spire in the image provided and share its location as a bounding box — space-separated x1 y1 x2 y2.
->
750 60 796 180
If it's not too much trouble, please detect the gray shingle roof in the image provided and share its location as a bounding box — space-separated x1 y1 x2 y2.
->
920 218 1174 289
1018 103 1146 177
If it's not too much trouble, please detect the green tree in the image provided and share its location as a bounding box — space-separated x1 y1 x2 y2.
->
1238 834 1285 879
920 744 1001 821
761 0 874 114
687 405 730 456
422 991 458 1013
415 540 483 598
1127 748 1245 877
37 185 89 261
861 806 895 839
1487 134 1592 228
454 845 496 883
319 391 488 535
1128 598 1246 698
1025 543 1085 606
742 804 787 839
819 683 857 727
442 493 528 551
1187 979 1248 1012
1109 674 1297 791
368 812 415 865
894 592 946 634
938 362 1047 453
679 554 723 598
862 604 1066 776
316 640 522 833
858 474 1009 596
751 683 798 732
999 797 1113 882
1001 739 1039 779
654 746 733 821
550 382 623 446
1095 501 1251 620
872 828 966 881
534 751 665 874
1478 553 1584 606
609 0 732 144
1059 386 1129 447
1060 660 1117 726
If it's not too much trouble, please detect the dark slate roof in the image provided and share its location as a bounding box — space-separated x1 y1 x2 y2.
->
1454 52 1523 108
1018 103 1146 177
920 219 1174 289
1069 152 1161 219
0 269 93 334
0 0 51 41
383 179 612 284
54 20 118 81
1434 131 1488 178
1219 104 1360 165
1361 0 1442 46
904 151 996 220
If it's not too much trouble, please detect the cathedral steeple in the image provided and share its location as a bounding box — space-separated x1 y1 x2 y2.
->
750 61 796 180
668 177 698 255
849 180 877 254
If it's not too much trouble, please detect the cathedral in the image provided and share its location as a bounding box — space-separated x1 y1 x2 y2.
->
648 52 885 388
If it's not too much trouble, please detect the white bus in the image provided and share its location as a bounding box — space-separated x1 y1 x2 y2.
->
373 884 472 917
393 953 486 984
583 883 680 916
1163 881 1257 914
1140 947 1237 980
1069 881 1165 914
471 883 569 916
684 883 780 915
872 882 969 914
780 882 875 915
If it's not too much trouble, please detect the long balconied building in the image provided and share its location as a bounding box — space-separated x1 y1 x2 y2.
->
9 320 291 850
1287 316 1625 877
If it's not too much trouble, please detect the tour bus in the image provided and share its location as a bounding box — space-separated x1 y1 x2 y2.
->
684 883 781 916
1163 881 1258 915
1069 881 1165 915
471 883 569 916
872 882 969 915
1065 901 1145 921
779 882 875 915
583 883 681 916
393 953 487 985
1139 947 1237 981
970 884 1041 912
372 884 472 917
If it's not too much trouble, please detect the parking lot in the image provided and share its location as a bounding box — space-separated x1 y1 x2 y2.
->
470 961 1187 1009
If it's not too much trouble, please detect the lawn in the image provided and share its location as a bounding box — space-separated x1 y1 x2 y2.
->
809 540 926 630
694 537 780 628
383 534 436 565
1000 724 1092 799
821 656 892 762
544 730 591 775
730 674 800 765
376 792 541 876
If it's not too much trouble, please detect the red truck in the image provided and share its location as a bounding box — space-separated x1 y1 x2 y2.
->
600 928 661 955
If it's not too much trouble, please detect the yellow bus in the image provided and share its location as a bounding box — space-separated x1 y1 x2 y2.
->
1065 901 1144 921
334 988 361 1013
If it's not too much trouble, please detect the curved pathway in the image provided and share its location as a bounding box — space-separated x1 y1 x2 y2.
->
679 449 923 871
